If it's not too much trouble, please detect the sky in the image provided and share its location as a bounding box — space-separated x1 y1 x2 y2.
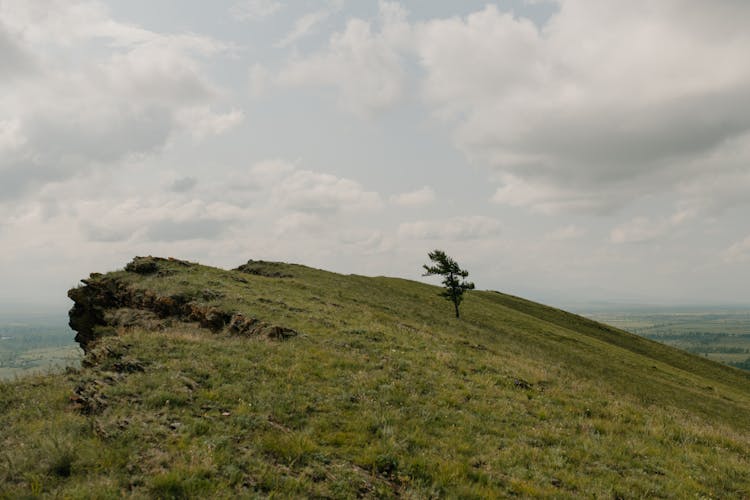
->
1 0 749 310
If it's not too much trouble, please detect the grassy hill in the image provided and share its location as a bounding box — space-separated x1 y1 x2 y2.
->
1 256 749 498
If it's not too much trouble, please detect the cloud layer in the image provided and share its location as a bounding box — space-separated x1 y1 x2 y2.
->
0 1 241 201
2 1 749 307
271 0 750 215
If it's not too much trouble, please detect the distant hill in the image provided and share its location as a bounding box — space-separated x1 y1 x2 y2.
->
1 256 749 497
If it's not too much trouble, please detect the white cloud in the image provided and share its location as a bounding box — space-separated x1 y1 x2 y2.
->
413 1 750 214
546 225 585 241
609 211 692 244
0 0 235 200
0 22 35 78
248 159 297 184
0 119 25 153
35 157 385 247
248 64 272 98
723 235 750 263
415 6 542 118
266 2 750 215
78 196 254 243
144 219 228 242
490 174 626 215
610 217 666 244
150 159 384 228
274 212 325 236
276 10 331 48
390 186 435 206
399 216 501 240
674 132 750 215
175 107 245 139
231 0 282 22
273 169 382 214
276 1 411 115
170 177 197 193
56 159 386 253
339 229 394 255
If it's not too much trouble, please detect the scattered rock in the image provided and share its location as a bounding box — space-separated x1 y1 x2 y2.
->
513 378 532 390
125 256 160 275
179 375 199 391
459 339 488 351
262 325 298 340
227 314 260 335
151 296 185 317
234 259 293 278
82 341 126 368
112 357 145 373
226 314 298 339
71 379 108 415
186 304 232 331
200 289 225 301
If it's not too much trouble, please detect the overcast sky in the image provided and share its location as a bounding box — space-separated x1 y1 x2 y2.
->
1 0 749 310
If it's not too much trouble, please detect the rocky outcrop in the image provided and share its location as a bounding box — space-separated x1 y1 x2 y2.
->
234 259 293 278
68 256 298 353
227 314 297 339
68 273 130 351
124 255 194 275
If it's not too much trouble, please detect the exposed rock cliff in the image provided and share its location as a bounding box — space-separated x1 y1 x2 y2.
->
68 256 297 353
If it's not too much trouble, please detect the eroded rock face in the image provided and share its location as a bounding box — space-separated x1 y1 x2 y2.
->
68 275 129 351
68 256 298 353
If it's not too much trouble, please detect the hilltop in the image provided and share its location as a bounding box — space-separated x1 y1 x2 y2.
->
1 256 749 497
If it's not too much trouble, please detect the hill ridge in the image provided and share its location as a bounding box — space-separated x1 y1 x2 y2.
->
1 255 748 497
66 255 750 430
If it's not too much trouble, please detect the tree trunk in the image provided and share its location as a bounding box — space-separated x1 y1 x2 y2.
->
454 300 460 318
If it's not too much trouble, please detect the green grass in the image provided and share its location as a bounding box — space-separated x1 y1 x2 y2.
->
1 258 750 497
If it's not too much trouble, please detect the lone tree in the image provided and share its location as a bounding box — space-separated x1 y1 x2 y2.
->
423 249 475 319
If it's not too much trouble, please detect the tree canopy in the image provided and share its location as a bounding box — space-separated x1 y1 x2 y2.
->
422 249 475 318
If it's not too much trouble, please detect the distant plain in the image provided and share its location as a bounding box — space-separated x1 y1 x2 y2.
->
584 309 750 370
0 312 82 380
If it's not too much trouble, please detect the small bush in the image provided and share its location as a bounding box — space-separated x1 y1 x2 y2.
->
48 447 75 478
150 472 189 499
150 470 211 499
191 420 210 436
374 454 399 476
144 390 190 409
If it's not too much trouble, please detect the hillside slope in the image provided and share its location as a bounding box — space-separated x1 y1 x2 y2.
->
1 256 749 498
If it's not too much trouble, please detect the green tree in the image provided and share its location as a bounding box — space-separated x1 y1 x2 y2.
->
423 249 475 319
